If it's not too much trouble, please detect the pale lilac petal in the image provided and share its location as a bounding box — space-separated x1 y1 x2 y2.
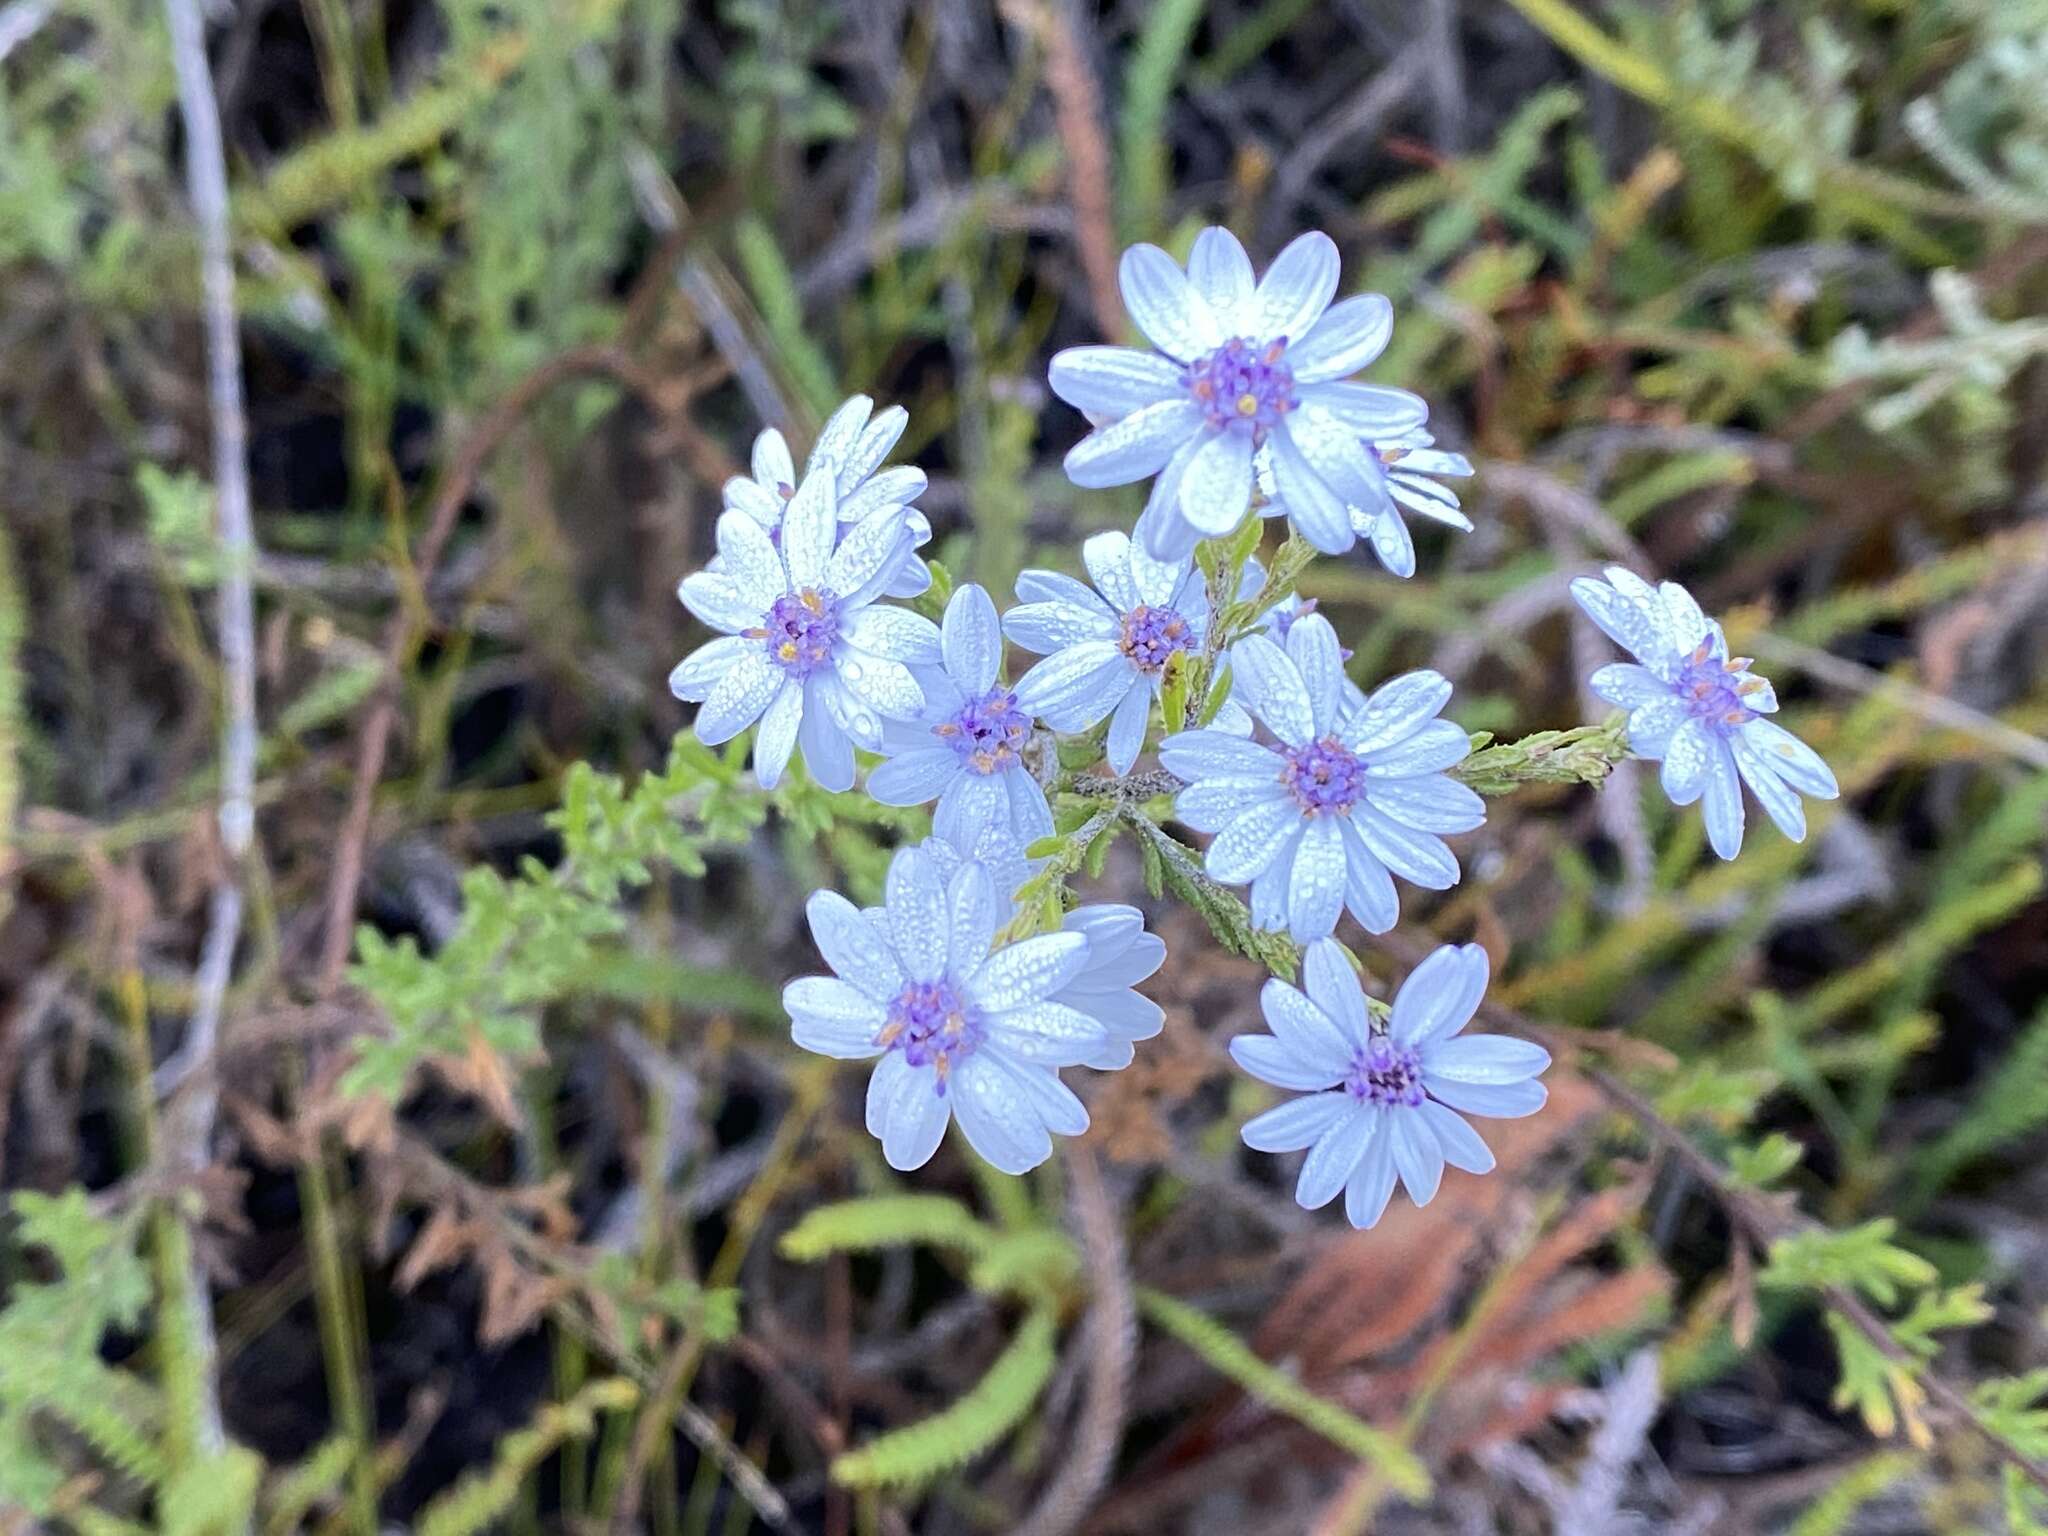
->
1174 775 1286 833
988 1001 1108 1066
1571 572 1675 674
1343 671 1453 757
1186 226 1255 325
1589 662 1671 710
1286 293 1393 382
799 680 857 790
868 1055 950 1171
1081 530 1141 612
1048 345 1184 416
1341 831 1400 934
1423 1076 1547 1119
1284 612 1347 735
1229 633 1316 747
1066 398 1205 488
884 848 951 983
1343 1134 1399 1228
715 510 787 608
669 634 753 701
1389 943 1488 1048
1243 230 1338 346
779 468 837 588
807 395 873 481
785 977 886 1058
807 890 902 1001
1118 242 1223 361
1003 599 1119 655
1230 1033 1342 1092
1285 814 1348 942
1302 938 1369 1044
1659 580 1711 652
1660 717 1713 805
753 679 803 788
1362 719 1471 777
826 507 913 603
840 605 942 664
868 747 958 806
1296 1101 1376 1210
1360 503 1415 579
1259 975 1354 1074
750 427 795 493
1353 804 1460 889
1160 728 1284 781
1701 737 1746 859
723 474 784 528
1419 1101 1496 1175
1013 640 1125 731
1106 682 1152 775
948 1053 1053 1173
1363 775 1485 834
1625 696 1689 758
1178 430 1256 535
678 571 760 635
695 649 781 744
942 583 1004 694
1730 732 1808 842
1296 380 1429 437
1424 1034 1551 1084
839 652 926 721
1266 420 1354 553
1388 1111 1445 1206
1001 768 1055 846
1205 797 1305 884
1243 1091 1353 1152
1742 718 1838 800
967 932 1089 1010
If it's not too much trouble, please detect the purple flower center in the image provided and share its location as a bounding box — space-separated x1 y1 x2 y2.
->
1676 642 1763 731
936 686 1031 775
1187 336 1297 434
756 587 841 678
1282 735 1367 814
877 979 982 1091
1119 603 1196 673
1345 1034 1425 1107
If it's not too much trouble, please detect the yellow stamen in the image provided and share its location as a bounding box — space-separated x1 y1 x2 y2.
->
1236 393 1260 416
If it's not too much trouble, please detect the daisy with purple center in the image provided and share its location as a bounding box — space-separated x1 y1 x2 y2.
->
868 584 1054 846
1571 567 1839 859
1047 226 1428 561
1159 613 1483 942
1004 530 1251 774
671 466 940 790
720 394 934 599
1233 939 1548 1228
1254 426 1475 579
785 844 1111 1173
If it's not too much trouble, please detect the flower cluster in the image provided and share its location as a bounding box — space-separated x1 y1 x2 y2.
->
668 227 1836 1223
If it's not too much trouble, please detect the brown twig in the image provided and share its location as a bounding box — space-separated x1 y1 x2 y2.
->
1004 0 1123 338
1375 929 2048 1496
315 344 661 994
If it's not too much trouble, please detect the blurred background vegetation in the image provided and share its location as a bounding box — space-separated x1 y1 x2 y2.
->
4 0 2048 1531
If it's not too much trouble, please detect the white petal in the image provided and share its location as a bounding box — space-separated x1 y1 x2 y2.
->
678 571 761 635
1353 803 1461 889
1589 662 1672 710
1342 670 1453 756
1003 599 1119 656
808 889 903 1001
946 862 1002 977
785 977 886 1059
868 747 959 807
1065 399 1205 488
669 634 752 701
1296 380 1430 437
1343 1133 1399 1228
1159 728 1283 781
1174 775 1285 834
1285 814 1348 942
1081 530 1141 612
1267 421 1354 554
1701 737 1746 859
1388 1110 1445 1207
798 679 857 790
868 1054 951 1171
1424 1034 1551 1084
1341 830 1399 934
1105 681 1152 775
1361 719 1470 777
987 1001 1109 1066
715 510 787 608
1284 612 1347 736
1302 938 1369 1044
948 1053 1054 1174
1419 1100 1496 1176
1230 1033 1343 1092
826 507 912 604
840 605 942 664
885 847 951 983
1742 718 1839 800
1363 775 1485 835
1259 975 1354 1074
1013 641 1125 731
1660 717 1714 806
1659 580 1711 652
1423 1076 1547 1120
779 467 837 587
1571 572 1676 674
751 428 795 493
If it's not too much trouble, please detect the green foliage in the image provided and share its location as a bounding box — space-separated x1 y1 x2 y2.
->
414 1377 638 1536
1453 717 1632 796
829 1307 1059 1489
779 1195 999 1262
1115 0 1204 243
345 734 772 1102
1126 814 1300 978
1136 1288 1430 1498
261 1436 358 1536
1761 1219 1936 1307
734 212 839 419
162 1446 265 1536
0 1190 158 1513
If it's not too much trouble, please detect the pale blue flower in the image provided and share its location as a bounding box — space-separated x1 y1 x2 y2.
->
924 804 1167 1071
720 394 933 598
1048 227 1428 561
671 470 939 792
786 844 1111 1173
867 584 1054 847
1159 613 1482 942
1571 567 1839 859
1256 593 1364 712
1254 426 1474 578
1232 939 1548 1228
1006 530 1250 774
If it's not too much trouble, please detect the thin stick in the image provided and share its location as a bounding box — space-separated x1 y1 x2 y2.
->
162 0 251 1482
